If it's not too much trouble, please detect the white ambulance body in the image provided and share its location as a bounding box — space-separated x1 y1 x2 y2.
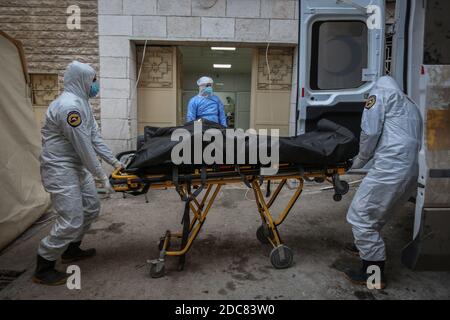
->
298 0 450 270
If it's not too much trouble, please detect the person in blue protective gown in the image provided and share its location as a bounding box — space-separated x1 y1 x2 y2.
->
186 76 227 127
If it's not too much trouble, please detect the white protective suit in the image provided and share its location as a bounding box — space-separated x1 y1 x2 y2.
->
347 76 422 262
38 61 120 261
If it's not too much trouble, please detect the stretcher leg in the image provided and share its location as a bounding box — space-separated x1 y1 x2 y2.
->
113 161 349 277
252 180 282 246
177 184 213 270
150 184 222 278
170 184 213 236
266 179 287 209
150 175 305 277
273 179 303 226
254 178 303 242
178 199 190 271
252 178 303 269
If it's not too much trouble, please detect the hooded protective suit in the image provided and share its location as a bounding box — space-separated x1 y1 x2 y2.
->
347 76 422 262
186 76 227 127
38 61 120 261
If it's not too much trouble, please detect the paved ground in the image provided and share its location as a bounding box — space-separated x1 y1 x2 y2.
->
1 176 449 300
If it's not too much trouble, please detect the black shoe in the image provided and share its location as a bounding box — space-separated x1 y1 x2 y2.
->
61 241 96 264
32 255 68 286
343 260 387 289
344 242 360 256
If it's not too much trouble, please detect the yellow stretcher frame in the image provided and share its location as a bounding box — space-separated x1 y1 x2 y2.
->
110 163 349 278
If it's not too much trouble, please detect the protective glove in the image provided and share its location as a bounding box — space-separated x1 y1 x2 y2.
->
351 155 368 170
101 175 115 194
113 159 125 170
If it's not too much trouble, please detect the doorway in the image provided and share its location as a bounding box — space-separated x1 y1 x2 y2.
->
136 44 294 135
179 46 253 130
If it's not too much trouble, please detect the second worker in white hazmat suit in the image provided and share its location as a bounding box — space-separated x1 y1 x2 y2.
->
33 61 122 285
343 76 422 289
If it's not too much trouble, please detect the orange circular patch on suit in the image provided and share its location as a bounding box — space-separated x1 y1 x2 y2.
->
67 111 82 127
365 95 377 109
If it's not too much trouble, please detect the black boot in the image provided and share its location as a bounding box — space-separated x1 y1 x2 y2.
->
32 255 68 286
61 241 96 264
343 260 387 289
344 242 360 256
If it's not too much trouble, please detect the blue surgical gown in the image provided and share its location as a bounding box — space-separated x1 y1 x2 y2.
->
186 95 227 127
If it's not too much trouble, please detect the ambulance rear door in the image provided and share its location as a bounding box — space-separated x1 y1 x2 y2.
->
297 0 386 138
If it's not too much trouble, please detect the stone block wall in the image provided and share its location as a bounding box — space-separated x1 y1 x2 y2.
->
99 0 298 42
0 0 101 119
98 0 300 155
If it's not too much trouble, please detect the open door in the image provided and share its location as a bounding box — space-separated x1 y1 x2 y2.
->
297 0 385 137
137 45 180 133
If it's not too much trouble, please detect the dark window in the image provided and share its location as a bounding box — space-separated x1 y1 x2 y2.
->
310 20 368 90
424 0 450 65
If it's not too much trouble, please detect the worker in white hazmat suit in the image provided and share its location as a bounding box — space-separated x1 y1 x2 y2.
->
33 61 122 285
343 76 422 289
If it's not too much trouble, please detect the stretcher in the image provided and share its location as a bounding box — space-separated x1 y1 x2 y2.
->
110 160 351 278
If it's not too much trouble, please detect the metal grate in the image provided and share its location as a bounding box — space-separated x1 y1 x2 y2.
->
385 32 393 75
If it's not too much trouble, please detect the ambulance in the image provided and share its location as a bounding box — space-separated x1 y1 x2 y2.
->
297 0 450 270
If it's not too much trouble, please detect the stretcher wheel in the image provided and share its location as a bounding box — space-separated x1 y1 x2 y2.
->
270 245 293 269
333 194 342 202
333 179 349 196
150 260 165 278
339 181 350 195
256 224 273 244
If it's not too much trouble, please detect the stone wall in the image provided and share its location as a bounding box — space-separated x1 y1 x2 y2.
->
0 0 100 119
98 0 300 155
99 0 298 42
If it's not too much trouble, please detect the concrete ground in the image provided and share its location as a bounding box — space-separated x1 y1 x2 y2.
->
1 176 449 300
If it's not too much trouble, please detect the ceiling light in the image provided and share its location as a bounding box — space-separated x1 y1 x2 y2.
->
213 64 231 69
211 47 236 51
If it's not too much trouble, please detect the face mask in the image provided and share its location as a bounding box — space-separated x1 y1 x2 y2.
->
202 86 213 96
89 81 100 98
